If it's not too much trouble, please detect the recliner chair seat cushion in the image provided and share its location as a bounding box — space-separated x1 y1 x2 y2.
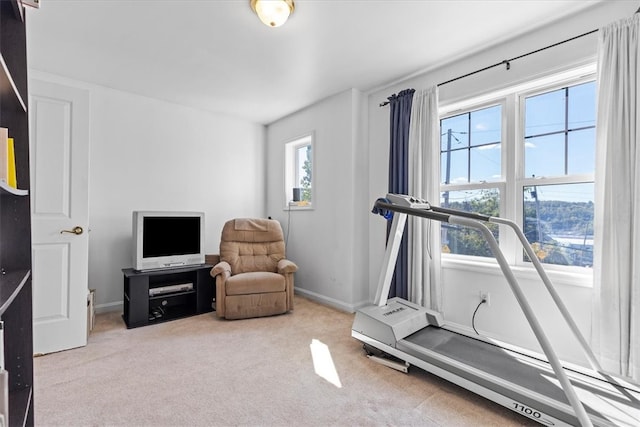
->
224 293 287 320
225 271 285 296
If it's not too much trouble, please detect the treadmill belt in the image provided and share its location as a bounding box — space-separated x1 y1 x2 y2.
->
398 326 640 425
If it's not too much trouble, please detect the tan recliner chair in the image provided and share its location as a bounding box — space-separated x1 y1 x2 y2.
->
210 218 297 320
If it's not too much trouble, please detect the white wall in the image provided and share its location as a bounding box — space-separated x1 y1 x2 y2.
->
265 89 370 311
366 1 634 365
28 71 266 311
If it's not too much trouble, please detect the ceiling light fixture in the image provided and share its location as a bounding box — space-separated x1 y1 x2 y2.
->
250 0 295 28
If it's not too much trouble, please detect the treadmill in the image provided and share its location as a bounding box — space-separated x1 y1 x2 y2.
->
352 194 640 427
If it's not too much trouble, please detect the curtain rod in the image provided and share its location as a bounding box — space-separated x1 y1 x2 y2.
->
379 27 599 107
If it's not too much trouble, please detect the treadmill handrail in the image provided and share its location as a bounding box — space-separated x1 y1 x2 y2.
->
489 216 604 374
372 194 593 426
374 200 452 222
450 215 592 427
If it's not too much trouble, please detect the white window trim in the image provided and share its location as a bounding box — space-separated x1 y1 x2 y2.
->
441 255 594 288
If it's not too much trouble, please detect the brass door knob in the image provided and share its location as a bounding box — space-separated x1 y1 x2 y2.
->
60 226 84 235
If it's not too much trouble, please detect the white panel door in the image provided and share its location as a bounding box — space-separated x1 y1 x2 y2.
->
29 80 90 354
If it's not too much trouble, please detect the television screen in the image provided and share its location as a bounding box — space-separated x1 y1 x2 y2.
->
142 216 201 257
132 211 205 271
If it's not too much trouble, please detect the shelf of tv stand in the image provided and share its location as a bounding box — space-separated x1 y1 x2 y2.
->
122 264 214 329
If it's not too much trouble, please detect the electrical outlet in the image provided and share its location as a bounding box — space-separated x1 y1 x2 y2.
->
480 291 490 306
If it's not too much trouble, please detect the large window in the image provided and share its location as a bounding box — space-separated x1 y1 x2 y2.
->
285 134 313 209
440 74 596 269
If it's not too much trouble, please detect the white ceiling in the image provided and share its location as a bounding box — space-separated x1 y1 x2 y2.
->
26 0 608 125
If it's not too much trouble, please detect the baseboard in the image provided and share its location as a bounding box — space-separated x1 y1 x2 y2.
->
95 301 123 314
294 288 363 313
96 293 369 316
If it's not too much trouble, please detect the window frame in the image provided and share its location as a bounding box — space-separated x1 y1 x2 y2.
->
514 75 596 271
284 132 314 210
440 98 509 263
438 67 596 278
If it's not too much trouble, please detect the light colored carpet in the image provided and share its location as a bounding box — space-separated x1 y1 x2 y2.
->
33 296 536 426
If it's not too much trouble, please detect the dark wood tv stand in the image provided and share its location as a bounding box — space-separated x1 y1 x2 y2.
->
122 264 214 328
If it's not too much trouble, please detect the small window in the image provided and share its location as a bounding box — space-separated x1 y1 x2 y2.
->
285 134 313 209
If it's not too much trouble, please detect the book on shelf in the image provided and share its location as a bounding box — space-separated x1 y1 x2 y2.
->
7 138 16 188
0 128 6 185
0 128 17 189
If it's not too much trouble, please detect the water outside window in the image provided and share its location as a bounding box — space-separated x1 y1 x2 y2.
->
523 183 594 267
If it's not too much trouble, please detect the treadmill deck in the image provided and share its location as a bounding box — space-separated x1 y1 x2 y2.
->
393 326 640 426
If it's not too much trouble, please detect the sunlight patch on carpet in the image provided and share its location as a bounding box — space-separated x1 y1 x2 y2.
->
310 339 342 388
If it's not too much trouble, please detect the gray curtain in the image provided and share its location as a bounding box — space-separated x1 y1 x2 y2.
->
387 88 415 299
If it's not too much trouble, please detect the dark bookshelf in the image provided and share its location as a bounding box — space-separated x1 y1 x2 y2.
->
0 1 34 426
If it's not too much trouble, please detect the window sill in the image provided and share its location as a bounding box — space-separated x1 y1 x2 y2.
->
284 202 314 211
441 255 593 288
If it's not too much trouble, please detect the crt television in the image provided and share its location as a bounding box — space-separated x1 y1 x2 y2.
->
132 211 205 271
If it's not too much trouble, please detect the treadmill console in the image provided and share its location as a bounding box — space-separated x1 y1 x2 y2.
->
353 297 443 347
386 193 432 210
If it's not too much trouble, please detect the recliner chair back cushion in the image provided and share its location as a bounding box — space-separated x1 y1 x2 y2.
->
220 218 285 274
